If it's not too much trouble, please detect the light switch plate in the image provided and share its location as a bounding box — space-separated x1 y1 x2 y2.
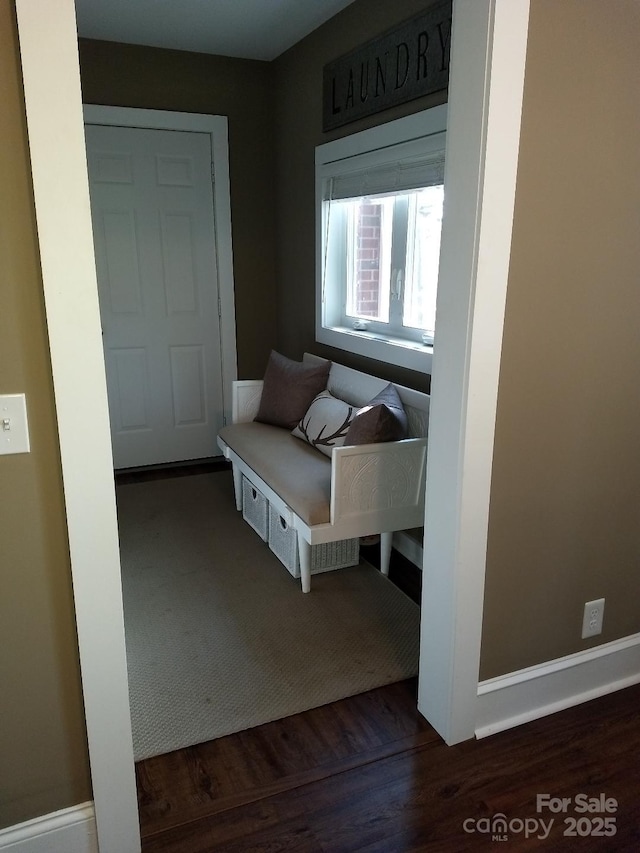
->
0 394 31 455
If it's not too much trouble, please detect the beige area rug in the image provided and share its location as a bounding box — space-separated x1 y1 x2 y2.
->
116 471 420 761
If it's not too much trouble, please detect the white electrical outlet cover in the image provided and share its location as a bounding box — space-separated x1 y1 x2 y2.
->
581 597 605 639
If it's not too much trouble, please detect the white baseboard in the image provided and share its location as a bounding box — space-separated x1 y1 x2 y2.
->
0 803 97 853
392 530 423 568
476 632 640 738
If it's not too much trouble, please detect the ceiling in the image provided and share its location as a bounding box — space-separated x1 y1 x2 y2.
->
74 0 357 61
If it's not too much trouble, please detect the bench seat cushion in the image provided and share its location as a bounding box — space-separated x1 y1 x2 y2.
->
218 422 331 526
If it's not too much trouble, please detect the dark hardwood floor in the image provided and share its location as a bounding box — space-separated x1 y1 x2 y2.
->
136 679 640 852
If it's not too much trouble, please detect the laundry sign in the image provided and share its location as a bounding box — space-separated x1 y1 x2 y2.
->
322 1 452 132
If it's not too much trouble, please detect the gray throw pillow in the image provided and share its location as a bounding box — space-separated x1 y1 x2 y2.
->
344 383 408 445
255 351 331 430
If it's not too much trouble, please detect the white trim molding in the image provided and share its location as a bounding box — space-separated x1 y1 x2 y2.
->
418 0 531 744
392 530 423 569
0 803 97 853
15 2 140 851
476 634 640 739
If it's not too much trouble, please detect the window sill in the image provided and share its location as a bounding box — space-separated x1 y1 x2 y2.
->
316 325 433 374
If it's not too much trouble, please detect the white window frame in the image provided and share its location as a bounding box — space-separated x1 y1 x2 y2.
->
315 105 447 372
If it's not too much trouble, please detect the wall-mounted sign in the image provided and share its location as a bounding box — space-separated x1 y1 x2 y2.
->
322 1 452 132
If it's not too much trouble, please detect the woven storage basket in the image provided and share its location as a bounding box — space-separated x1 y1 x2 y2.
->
242 476 268 541
268 505 359 578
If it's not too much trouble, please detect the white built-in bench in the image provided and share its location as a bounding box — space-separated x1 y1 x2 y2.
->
217 354 429 592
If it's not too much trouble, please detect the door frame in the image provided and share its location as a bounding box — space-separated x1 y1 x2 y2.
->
418 0 531 744
15 0 530 850
84 105 238 436
15 3 141 850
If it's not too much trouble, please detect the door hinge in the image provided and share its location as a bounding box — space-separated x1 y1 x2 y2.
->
211 163 215 183
217 295 222 319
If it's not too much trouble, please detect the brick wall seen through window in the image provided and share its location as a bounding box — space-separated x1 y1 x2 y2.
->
355 203 381 316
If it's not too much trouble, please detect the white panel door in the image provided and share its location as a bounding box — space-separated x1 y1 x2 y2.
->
86 124 225 468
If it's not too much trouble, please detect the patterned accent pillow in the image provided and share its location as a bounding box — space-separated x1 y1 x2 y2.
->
292 391 355 458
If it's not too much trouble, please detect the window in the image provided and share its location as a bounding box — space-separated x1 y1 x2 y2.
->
316 106 447 371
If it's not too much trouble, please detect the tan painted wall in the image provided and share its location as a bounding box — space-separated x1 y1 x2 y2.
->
5 0 638 831
78 39 278 379
273 0 447 392
0 2 91 828
480 0 640 679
